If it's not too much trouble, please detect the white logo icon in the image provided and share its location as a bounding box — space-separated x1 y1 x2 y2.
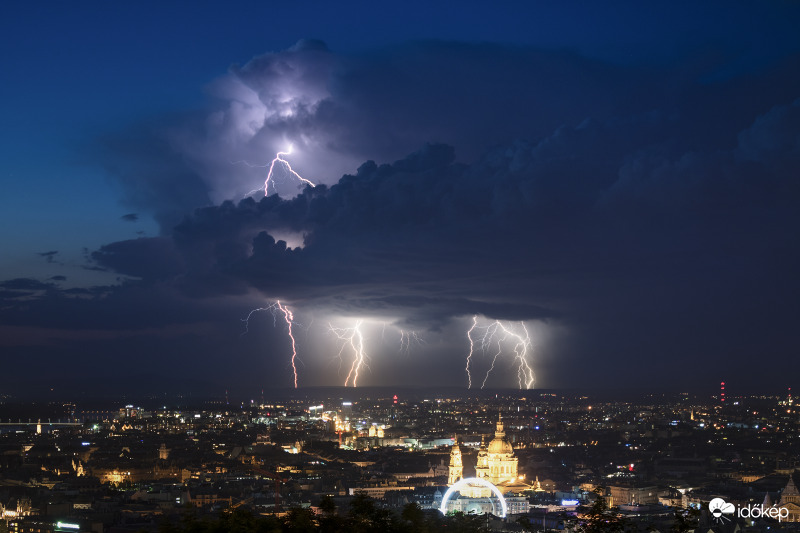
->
709 498 735 521
708 497 789 522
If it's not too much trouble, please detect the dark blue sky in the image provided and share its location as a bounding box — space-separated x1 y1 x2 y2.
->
1 1 799 396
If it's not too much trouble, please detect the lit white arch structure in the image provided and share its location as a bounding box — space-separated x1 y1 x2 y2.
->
439 477 508 518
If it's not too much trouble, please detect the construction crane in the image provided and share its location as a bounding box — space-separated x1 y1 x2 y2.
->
249 465 287 513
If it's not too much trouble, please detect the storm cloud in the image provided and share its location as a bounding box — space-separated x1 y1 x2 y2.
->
97 40 714 227
89 94 800 384
5 40 800 392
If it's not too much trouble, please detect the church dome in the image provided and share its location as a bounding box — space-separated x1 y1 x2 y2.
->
487 414 514 455
487 436 513 455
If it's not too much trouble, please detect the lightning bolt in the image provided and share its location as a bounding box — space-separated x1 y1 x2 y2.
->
466 316 478 388
241 306 277 335
242 300 301 388
481 342 503 389
275 301 299 389
398 329 424 355
330 321 368 387
465 316 535 389
512 322 535 389
264 145 315 196
235 145 316 198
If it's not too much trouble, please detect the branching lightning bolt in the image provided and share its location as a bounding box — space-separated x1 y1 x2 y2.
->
465 316 535 390
330 321 368 387
398 329 424 355
275 301 299 388
236 145 316 198
512 322 535 389
242 300 301 388
242 306 276 335
264 146 315 196
481 342 504 389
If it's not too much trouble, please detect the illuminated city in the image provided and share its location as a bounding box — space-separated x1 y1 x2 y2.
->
2 1 800 532
1 390 799 532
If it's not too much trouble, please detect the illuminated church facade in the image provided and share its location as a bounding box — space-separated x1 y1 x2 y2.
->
779 475 800 522
448 414 529 495
475 414 518 485
447 439 463 486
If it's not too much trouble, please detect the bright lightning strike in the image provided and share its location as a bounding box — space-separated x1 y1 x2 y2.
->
276 301 299 388
466 316 478 388
242 300 301 388
264 145 315 196
235 145 316 198
465 316 535 390
330 321 368 387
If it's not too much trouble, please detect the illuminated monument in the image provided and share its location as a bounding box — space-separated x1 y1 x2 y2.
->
449 414 520 490
476 414 519 487
443 414 530 516
448 438 463 486
779 475 800 522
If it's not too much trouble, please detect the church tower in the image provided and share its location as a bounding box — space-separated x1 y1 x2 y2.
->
475 435 490 480
448 438 463 486
779 475 800 522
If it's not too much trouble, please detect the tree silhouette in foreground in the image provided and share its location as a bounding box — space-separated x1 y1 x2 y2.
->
572 489 629 533
156 495 499 533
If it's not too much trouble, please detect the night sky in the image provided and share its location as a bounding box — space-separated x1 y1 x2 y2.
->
2 2 799 397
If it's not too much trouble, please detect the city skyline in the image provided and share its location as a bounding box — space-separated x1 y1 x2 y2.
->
2 2 800 395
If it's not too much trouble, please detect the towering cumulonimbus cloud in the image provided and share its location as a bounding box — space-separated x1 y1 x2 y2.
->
91 95 800 325
88 92 800 387
99 39 714 230
3 40 799 391
99 39 800 237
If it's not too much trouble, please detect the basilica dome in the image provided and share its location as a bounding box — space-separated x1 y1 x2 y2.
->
487 435 514 455
487 415 514 454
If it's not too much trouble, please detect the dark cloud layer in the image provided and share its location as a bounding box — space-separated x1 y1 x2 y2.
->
5 41 800 393
89 42 712 227
95 40 800 232
88 94 800 387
